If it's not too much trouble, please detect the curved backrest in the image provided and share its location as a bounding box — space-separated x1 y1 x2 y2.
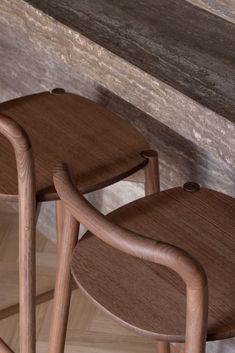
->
53 163 208 353
0 114 36 353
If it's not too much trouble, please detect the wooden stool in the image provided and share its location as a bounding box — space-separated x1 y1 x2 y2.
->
0 89 159 353
53 164 235 353
0 116 35 353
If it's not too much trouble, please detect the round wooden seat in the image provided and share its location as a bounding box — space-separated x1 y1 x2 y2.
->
0 90 148 201
71 187 235 342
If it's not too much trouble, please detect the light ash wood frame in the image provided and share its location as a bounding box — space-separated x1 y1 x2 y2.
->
49 156 208 353
0 115 36 353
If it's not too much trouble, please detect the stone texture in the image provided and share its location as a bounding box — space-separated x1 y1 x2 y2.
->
25 0 235 123
0 0 234 191
0 0 235 351
188 0 235 23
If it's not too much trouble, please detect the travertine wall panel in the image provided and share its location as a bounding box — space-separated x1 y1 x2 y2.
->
25 0 235 123
1 0 234 197
0 0 235 351
187 0 235 23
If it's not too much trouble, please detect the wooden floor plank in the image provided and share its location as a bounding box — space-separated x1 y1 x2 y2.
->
0 204 181 352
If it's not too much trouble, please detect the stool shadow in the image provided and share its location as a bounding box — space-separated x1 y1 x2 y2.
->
95 85 210 189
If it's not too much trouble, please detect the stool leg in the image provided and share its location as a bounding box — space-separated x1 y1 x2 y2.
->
143 152 170 353
142 150 160 195
36 201 41 222
48 207 79 353
157 342 171 353
56 200 65 254
18 157 36 353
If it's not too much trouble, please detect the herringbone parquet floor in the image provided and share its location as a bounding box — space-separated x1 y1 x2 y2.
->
0 203 181 353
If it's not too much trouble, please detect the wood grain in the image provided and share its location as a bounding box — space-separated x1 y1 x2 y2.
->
48 208 79 353
71 186 235 342
143 150 170 353
0 212 170 353
56 200 64 254
54 165 235 347
142 150 160 195
0 91 148 200
54 165 209 353
0 115 36 353
157 341 170 353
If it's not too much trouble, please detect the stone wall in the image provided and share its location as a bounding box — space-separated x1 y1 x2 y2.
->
0 2 234 351
1 0 234 197
1 0 234 230
188 0 235 23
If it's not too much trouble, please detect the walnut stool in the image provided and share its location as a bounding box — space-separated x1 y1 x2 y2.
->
53 164 235 353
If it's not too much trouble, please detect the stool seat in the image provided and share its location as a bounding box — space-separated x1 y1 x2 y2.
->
71 187 235 342
0 91 148 200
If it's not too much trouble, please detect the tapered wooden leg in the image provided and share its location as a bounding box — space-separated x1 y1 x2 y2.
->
143 151 169 353
18 157 36 353
142 150 160 196
36 201 41 223
0 116 37 353
56 200 64 254
48 207 79 353
157 341 170 353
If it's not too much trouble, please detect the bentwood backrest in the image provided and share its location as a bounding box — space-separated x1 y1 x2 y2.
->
0 114 36 353
53 163 208 353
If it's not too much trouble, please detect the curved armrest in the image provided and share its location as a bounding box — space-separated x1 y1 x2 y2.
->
0 114 31 153
54 163 208 353
0 114 36 353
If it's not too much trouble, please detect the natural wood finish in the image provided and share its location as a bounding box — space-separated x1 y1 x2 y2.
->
0 289 53 321
56 200 64 254
0 191 77 323
0 210 181 353
53 165 209 353
68 183 235 343
157 341 170 353
0 91 152 353
0 282 78 321
142 150 160 195
0 200 50 321
143 152 167 353
35 201 42 223
0 201 43 323
0 202 56 322
46 149 158 353
157 342 171 352
0 209 168 353
124 169 145 183
0 115 36 353
48 207 79 353
0 91 149 201
0 338 14 353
